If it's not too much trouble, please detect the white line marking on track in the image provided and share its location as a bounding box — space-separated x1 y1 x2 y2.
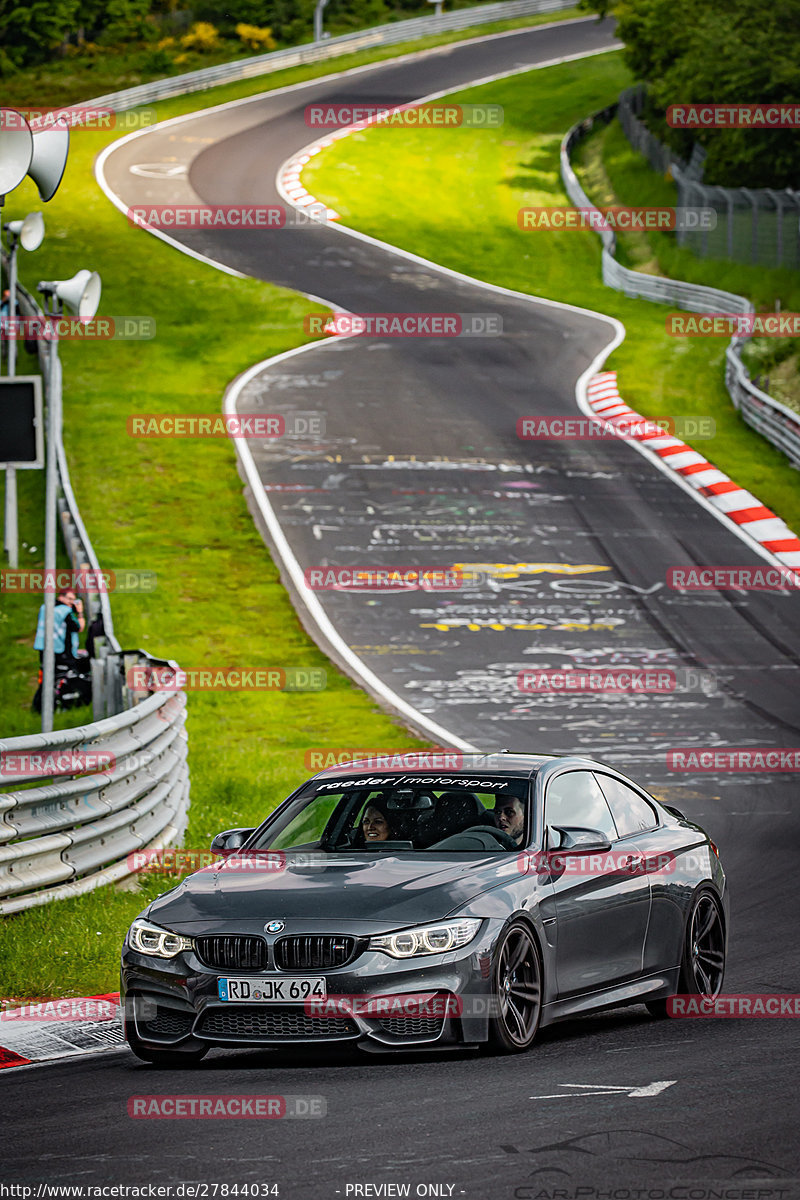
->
530 1080 677 1099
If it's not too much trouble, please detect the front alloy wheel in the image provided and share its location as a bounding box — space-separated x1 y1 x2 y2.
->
486 921 542 1053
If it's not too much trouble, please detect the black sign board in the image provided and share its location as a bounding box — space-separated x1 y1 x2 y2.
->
0 376 44 467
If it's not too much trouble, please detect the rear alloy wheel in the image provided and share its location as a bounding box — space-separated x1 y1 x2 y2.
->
646 890 725 1018
486 921 542 1053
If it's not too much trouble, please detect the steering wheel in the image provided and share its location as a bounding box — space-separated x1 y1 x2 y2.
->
464 824 519 850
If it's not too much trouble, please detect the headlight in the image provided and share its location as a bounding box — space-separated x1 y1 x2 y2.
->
369 919 482 959
127 919 193 959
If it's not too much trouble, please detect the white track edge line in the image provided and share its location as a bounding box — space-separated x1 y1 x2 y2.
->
222 345 479 751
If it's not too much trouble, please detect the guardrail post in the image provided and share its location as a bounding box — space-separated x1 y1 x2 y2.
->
41 332 60 733
313 0 329 42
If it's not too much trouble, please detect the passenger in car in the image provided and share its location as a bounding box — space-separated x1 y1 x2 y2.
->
360 799 396 843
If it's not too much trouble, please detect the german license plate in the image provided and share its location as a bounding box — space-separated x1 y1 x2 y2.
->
217 976 327 1002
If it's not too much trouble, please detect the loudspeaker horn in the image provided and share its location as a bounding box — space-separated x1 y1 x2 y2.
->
0 109 33 196
27 119 70 202
40 270 102 319
6 211 45 251
56 269 102 318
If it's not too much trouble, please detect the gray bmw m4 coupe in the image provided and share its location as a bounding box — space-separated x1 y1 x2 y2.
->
121 753 728 1063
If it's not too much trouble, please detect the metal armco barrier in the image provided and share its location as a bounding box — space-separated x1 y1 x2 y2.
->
561 111 800 470
0 686 189 915
82 0 576 111
724 344 800 469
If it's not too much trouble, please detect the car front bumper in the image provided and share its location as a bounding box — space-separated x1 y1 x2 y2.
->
121 919 503 1054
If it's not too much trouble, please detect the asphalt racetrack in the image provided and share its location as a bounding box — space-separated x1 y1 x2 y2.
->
6 16 797 1199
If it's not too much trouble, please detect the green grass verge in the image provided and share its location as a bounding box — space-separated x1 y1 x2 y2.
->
304 52 800 534
1 8 586 108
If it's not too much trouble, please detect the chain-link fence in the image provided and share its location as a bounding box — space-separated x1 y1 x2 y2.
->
618 86 800 270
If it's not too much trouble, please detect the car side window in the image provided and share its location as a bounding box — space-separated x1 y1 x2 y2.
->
595 774 658 838
544 771 618 842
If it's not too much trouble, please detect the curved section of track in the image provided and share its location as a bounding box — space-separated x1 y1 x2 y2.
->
100 19 800 788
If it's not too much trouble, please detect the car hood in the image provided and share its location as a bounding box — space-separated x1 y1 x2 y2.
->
146 852 519 933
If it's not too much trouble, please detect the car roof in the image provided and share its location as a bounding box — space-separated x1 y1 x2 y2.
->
311 751 596 781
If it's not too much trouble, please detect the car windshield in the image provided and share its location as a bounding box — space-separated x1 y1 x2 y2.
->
251 774 530 853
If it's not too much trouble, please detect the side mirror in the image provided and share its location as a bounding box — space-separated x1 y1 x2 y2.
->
546 825 612 853
661 803 686 821
210 827 255 854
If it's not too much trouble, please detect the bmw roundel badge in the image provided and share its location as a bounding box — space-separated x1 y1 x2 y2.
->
265 920 285 933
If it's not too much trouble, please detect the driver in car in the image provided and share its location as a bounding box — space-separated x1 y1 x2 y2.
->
493 796 526 846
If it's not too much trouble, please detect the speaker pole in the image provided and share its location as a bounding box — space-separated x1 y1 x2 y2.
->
3 228 20 568
41 294 60 733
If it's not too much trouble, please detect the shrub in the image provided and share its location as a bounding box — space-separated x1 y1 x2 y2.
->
143 47 176 72
180 21 220 51
235 22 277 51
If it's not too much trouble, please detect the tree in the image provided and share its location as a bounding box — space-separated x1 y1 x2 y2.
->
581 0 800 186
0 0 80 70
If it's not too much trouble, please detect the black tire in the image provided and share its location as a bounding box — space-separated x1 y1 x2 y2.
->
485 920 542 1053
125 1021 208 1067
646 889 725 1018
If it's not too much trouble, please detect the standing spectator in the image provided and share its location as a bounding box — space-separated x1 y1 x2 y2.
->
34 587 85 669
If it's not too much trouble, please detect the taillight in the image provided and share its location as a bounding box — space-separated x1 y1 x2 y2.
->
709 840 720 858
